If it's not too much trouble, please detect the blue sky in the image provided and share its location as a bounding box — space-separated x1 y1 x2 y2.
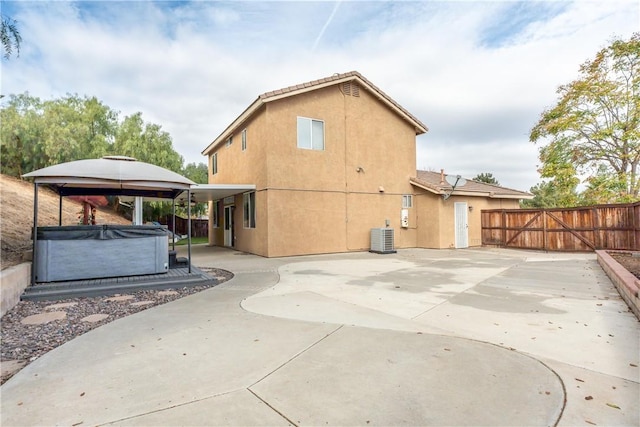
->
2 0 638 191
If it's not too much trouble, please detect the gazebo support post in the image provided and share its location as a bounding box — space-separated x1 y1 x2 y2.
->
172 199 176 251
187 189 192 273
31 183 39 286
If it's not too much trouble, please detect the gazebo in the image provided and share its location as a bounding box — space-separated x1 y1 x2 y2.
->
22 156 201 297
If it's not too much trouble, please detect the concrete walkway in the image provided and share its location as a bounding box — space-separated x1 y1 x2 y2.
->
1 247 638 426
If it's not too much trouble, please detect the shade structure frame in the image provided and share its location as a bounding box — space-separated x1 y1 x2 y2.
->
23 157 197 286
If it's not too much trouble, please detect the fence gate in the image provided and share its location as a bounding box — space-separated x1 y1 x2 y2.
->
481 202 640 252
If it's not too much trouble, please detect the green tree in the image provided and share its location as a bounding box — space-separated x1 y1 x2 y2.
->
1 93 119 174
530 33 640 203
112 112 183 173
177 162 209 218
1 13 21 59
0 93 48 176
40 95 117 165
182 162 208 184
579 165 636 205
1 93 186 179
111 113 187 221
522 178 579 208
473 172 500 185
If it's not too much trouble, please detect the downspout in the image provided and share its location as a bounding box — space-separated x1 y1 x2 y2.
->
172 198 176 251
342 84 350 250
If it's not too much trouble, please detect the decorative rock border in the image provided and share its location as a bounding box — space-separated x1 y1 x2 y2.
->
596 250 640 321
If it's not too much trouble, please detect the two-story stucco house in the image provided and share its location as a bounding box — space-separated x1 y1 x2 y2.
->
201 71 531 257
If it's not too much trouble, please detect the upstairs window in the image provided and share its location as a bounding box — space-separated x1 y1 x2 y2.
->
212 153 218 175
226 136 233 146
297 116 324 150
402 195 413 208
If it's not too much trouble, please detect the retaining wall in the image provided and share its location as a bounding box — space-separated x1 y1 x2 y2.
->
1 263 31 317
596 250 640 321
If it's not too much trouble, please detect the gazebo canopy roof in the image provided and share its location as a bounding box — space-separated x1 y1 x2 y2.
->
22 156 195 199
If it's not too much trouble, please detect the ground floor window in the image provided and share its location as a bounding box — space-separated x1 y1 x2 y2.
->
243 191 255 228
213 201 220 227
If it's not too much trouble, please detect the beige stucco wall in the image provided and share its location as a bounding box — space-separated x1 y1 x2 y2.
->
207 106 269 248
234 189 269 256
415 190 521 249
266 189 346 257
415 193 442 248
207 83 421 257
209 106 269 187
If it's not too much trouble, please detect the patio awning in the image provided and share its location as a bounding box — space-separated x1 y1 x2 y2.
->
119 184 257 205
177 184 256 204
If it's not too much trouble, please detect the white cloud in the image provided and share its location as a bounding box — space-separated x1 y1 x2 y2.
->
2 0 638 192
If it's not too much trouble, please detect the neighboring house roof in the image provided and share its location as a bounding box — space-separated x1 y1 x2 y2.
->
410 170 534 200
202 71 428 156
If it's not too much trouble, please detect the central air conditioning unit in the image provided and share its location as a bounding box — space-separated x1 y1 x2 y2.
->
370 228 396 254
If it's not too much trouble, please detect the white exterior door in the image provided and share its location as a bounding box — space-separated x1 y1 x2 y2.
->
224 205 234 247
454 202 469 248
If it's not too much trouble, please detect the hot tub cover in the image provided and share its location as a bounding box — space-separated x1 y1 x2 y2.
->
36 225 169 240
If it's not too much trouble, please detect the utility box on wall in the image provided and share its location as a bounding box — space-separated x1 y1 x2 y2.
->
401 209 409 228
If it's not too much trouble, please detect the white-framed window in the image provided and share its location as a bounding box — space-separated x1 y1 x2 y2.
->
213 201 220 227
241 128 247 151
212 153 218 175
226 136 233 146
402 195 413 208
243 191 256 229
297 116 324 150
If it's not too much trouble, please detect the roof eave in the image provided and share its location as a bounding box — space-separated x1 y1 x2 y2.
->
411 179 533 199
203 73 428 155
201 98 264 156
454 191 533 199
410 179 443 194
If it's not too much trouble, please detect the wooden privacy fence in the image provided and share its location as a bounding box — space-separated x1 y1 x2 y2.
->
161 215 208 238
481 202 640 252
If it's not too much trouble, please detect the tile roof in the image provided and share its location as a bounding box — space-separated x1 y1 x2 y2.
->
411 170 533 199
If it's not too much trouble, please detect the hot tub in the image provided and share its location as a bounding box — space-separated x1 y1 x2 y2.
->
35 225 169 282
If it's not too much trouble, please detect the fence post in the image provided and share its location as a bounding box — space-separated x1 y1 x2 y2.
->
542 210 547 251
593 207 601 249
501 210 506 247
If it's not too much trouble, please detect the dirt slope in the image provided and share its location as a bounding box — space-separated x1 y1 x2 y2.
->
1 174 130 269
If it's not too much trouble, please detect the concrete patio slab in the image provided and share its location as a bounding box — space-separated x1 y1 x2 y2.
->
2 246 638 427
250 326 564 426
106 389 291 426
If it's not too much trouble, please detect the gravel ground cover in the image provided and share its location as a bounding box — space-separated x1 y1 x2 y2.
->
0 267 232 385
